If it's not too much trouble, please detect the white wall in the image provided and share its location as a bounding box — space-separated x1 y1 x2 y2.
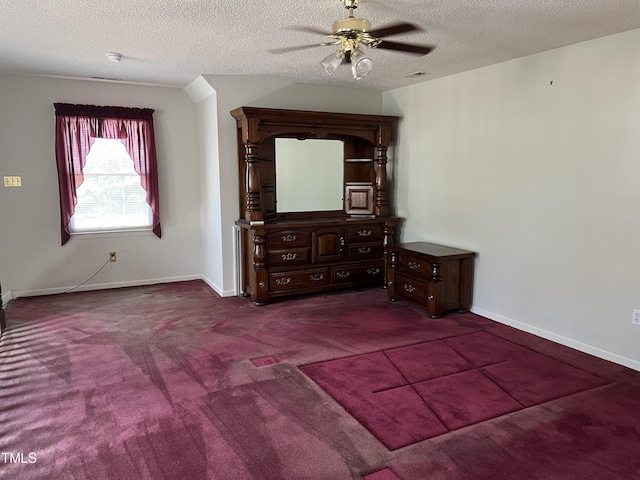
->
186 75 384 296
0 74 202 297
383 28 640 369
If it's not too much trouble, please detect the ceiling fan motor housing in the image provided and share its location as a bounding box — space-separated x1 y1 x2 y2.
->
333 17 371 34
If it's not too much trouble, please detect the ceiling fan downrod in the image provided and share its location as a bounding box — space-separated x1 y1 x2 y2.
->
342 0 359 14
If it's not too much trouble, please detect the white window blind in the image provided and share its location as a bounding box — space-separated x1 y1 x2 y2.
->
71 138 152 233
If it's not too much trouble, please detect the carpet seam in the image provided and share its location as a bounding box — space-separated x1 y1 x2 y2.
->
369 360 510 394
381 349 450 435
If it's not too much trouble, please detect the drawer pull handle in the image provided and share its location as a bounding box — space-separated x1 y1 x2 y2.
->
275 277 292 286
409 261 421 269
310 274 324 281
281 234 298 242
336 271 350 279
357 229 372 237
281 253 298 261
428 295 434 300
404 284 416 293
357 246 372 254
367 267 381 275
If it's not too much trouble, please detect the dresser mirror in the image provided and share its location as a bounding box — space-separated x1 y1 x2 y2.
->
275 138 344 213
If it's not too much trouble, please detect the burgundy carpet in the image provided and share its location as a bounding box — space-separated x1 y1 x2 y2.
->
1 280 640 480
301 332 610 450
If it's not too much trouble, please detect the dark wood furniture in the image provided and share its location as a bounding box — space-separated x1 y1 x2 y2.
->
388 242 476 318
231 107 400 306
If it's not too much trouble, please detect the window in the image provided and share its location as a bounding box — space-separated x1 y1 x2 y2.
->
71 138 152 232
54 103 161 245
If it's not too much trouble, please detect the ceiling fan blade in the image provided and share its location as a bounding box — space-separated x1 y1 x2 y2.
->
375 41 435 56
268 43 327 54
368 22 421 38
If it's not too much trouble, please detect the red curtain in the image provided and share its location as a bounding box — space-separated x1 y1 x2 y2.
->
54 103 161 245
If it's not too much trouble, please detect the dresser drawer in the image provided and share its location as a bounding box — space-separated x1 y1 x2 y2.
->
270 268 330 291
345 243 383 261
268 230 310 249
345 226 383 244
332 262 384 284
398 252 433 279
268 248 309 266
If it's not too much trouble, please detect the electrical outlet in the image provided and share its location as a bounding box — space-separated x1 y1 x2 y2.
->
109 252 117 262
633 309 640 326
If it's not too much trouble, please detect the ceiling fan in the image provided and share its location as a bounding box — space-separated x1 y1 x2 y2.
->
271 0 435 80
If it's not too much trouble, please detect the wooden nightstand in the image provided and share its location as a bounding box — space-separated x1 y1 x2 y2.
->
388 242 476 318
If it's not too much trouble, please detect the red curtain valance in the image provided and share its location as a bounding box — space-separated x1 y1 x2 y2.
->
54 103 154 121
54 103 161 245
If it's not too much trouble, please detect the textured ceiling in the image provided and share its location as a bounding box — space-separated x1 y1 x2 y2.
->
2 0 640 91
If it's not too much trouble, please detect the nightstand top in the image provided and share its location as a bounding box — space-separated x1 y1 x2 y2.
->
397 241 476 259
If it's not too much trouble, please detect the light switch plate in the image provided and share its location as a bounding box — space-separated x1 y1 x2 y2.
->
3 176 22 187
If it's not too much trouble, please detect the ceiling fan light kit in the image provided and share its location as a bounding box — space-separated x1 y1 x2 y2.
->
350 48 373 79
321 51 345 75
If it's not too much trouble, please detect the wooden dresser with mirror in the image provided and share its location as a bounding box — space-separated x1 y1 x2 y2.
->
232 106 400 306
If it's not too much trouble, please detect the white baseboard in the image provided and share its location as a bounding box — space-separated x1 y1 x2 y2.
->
201 275 236 298
1 291 11 306
472 306 640 373
11 275 204 299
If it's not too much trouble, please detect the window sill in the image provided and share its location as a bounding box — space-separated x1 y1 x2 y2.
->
70 228 153 240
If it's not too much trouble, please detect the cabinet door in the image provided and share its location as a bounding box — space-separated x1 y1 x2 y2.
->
312 228 345 263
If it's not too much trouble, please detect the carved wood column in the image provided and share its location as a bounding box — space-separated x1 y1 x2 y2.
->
383 220 396 295
251 229 268 306
429 263 444 318
244 141 261 223
388 248 398 301
375 145 389 216
375 124 392 217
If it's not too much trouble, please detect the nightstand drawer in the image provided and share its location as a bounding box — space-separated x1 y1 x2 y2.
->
394 273 428 303
398 253 432 279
